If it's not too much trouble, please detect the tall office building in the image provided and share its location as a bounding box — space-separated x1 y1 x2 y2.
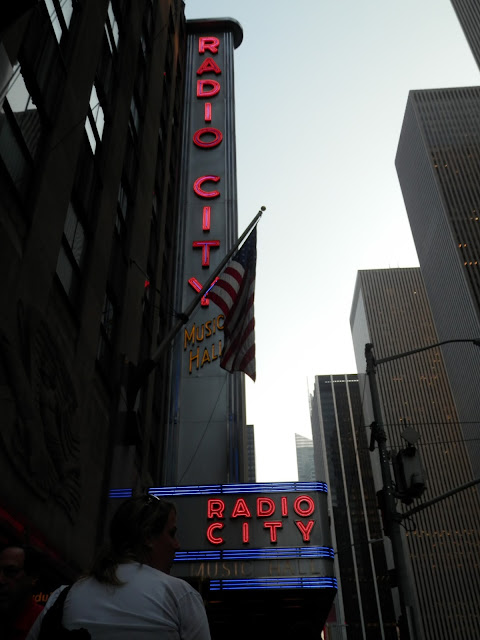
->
0 7 336 636
350 268 480 639
395 87 480 480
295 433 316 482
310 375 397 640
450 0 480 72
0 0 186 577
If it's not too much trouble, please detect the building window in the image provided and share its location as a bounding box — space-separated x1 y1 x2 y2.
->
45 0 75 43
129 94 140 139
140 33 147 59
140 1 153 60
85 83 105 154
115 180 128 238
0 61 42 193
73 136 98 215
56 201 86 302
5 64 41 156
105 1 120 53
18 3 66 120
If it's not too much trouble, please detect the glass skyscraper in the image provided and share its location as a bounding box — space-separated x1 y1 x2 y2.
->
295 433 316 482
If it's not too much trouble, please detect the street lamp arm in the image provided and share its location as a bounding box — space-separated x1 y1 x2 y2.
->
375 338 480 365
400 478 480 520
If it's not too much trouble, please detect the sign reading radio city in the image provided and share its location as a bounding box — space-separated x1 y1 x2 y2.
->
126 482 338 591
167 19 245 486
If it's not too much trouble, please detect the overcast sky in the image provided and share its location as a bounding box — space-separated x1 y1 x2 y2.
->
184 0 480 481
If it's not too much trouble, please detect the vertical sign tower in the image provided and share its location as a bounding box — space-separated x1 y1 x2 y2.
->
165 19 245 486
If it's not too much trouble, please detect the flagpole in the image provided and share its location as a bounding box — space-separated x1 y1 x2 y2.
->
127 206 265 406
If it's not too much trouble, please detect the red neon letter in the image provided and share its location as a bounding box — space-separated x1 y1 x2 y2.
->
231 498 252 518
188 277 212 306
295 520 315 542
197 79 220 98
264 521 283 543
196 57 221 75
204 103 212 122
199 36 220 54
193 127 223 149
192 240 220 267
293 495 315 517
203 206 211 231
207 499 225 519
206 522 224 545
193 175 220 199
257 497 275 517
242 522 250 543
281 496 288 517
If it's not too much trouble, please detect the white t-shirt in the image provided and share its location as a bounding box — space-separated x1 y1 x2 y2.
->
26 563 211 640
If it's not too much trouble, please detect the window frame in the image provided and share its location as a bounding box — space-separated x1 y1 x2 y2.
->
85 82 106 154
55 200 87 304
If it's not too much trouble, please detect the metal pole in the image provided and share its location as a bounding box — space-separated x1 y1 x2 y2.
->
365 343 419 640
364 337 480 638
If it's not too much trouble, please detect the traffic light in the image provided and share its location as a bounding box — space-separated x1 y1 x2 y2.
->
394 446 426 504
376 489 391 537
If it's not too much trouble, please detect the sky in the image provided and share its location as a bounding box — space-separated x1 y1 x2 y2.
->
184 0 480 482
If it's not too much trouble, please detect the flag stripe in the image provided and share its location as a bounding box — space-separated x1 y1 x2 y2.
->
224 280 253 336
226 297 254 350
222 292 254 350
221 298 255 370
239 344 255 376
207 265 244 314
223 263 244 285
209 280 238 309
223 318 255 367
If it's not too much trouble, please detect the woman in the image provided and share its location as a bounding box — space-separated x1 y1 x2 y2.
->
27 496 211 639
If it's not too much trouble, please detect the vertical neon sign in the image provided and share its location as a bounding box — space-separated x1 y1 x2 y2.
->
167 20 244 487
187 36 224 303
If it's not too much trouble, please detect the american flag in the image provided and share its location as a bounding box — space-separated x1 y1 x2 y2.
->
208 227 257 381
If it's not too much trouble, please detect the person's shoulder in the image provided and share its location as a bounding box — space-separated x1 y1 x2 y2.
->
161 573 203 598
116 564 199 597
115 563 177 585
44 585 69 611
161 572 192 587
137 566 197 592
